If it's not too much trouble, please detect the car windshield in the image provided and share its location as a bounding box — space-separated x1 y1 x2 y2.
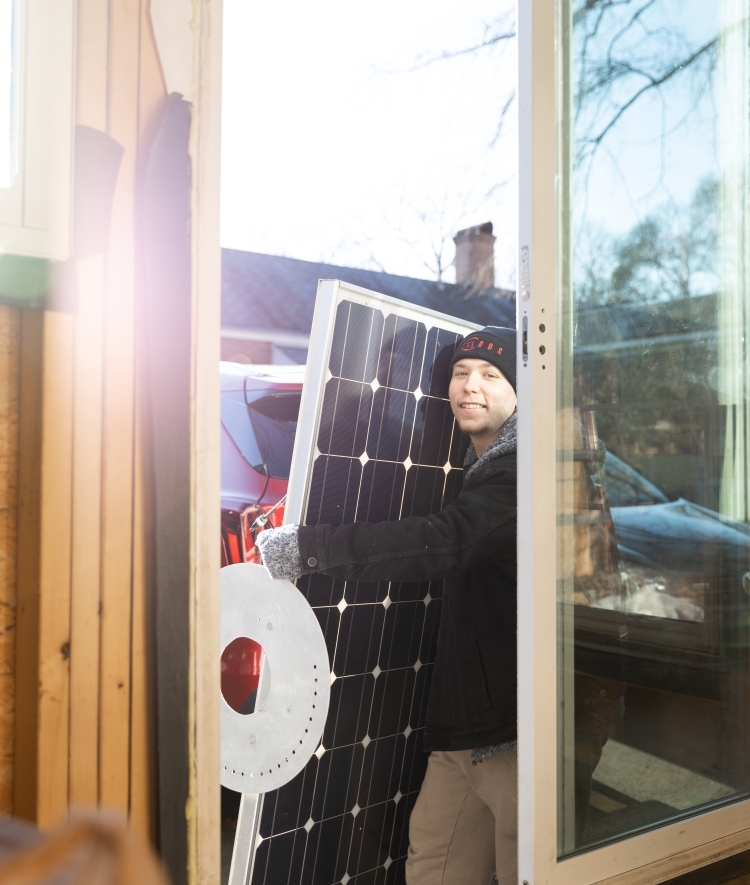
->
599 451 670 507
246 392 300 479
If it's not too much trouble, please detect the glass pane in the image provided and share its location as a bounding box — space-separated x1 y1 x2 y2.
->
247 393 300 479
0 0 19 189
558 0 750 856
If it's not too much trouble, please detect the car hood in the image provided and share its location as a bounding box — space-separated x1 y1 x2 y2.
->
610 498 750 576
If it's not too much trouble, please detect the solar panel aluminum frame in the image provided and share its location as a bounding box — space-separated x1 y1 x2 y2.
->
284 278 480 527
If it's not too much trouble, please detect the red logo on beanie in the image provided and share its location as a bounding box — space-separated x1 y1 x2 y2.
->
460 336 503 356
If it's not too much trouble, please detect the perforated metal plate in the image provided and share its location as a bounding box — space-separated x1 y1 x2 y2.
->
221 563 330 794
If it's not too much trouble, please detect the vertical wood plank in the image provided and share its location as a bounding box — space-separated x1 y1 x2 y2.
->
190 1 223 882
68 0 110 812
143 91 192 885
76 0 109 130
14 310 44 823
137 0 167 136
0 306 21 815
129 425 155 840
36 310 74 827
129 0 166 843
98 0 140 812
68 254 106 806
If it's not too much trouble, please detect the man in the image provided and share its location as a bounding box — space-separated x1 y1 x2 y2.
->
257 326 518 885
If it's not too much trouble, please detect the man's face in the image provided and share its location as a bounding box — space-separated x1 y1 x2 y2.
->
448 358 517 441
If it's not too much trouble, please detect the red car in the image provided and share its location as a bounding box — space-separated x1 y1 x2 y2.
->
220 362 304 566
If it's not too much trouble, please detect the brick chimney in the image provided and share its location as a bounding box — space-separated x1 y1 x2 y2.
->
453 221 495 288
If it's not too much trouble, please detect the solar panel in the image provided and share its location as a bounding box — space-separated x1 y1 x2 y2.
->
246 281 478 885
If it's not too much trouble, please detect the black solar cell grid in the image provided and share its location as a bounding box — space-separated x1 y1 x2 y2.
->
250 285 476 885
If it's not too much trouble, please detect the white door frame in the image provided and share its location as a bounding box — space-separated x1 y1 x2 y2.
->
516 0 750 882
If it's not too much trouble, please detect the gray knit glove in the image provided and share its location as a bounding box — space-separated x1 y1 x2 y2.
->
256 524 303 581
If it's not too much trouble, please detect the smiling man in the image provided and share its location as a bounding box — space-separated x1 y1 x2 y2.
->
257 326 518 885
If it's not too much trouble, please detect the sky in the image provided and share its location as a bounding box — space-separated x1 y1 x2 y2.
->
572 0 720 238
220 0 518 290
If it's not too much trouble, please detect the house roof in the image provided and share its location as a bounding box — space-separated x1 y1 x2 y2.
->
222 249 516 335
575 294 716 351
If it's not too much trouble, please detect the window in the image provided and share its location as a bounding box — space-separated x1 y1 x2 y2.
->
0 0 75 261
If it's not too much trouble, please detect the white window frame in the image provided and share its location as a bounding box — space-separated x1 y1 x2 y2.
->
516 0 750 882
0 0 75 261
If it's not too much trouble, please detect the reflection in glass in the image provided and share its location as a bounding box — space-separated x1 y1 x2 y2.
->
247 391 300 479
558 0 750 856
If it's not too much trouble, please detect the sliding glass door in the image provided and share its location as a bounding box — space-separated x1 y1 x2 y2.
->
519 0 750 881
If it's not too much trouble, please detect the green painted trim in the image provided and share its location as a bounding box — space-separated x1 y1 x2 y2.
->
0 254 49 307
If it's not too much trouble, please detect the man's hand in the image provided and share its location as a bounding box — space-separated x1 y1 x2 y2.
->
255 524 304 581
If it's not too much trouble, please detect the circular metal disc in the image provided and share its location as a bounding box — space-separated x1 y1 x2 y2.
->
220 563 330 793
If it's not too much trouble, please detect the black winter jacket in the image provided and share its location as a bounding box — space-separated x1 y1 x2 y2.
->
297 449 517 752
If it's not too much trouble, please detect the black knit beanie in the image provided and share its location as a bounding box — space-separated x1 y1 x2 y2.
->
450 326 517 391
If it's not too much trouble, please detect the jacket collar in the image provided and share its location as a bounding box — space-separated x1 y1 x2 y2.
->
463 410 517 482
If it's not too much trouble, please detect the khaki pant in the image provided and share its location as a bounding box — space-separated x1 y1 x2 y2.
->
406 749 517 885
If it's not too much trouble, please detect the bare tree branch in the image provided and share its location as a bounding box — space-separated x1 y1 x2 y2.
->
488 91 517 148
408 19 515 71
586 38 717 148
574 0 647 27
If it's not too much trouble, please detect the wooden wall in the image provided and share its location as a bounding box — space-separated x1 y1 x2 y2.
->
14 0 166 835
8 1 222 883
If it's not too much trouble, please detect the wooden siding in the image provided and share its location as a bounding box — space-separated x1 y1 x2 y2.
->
12 0 167 832
10 2 222 883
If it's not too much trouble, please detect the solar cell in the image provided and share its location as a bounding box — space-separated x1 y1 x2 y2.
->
248 280 478 885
